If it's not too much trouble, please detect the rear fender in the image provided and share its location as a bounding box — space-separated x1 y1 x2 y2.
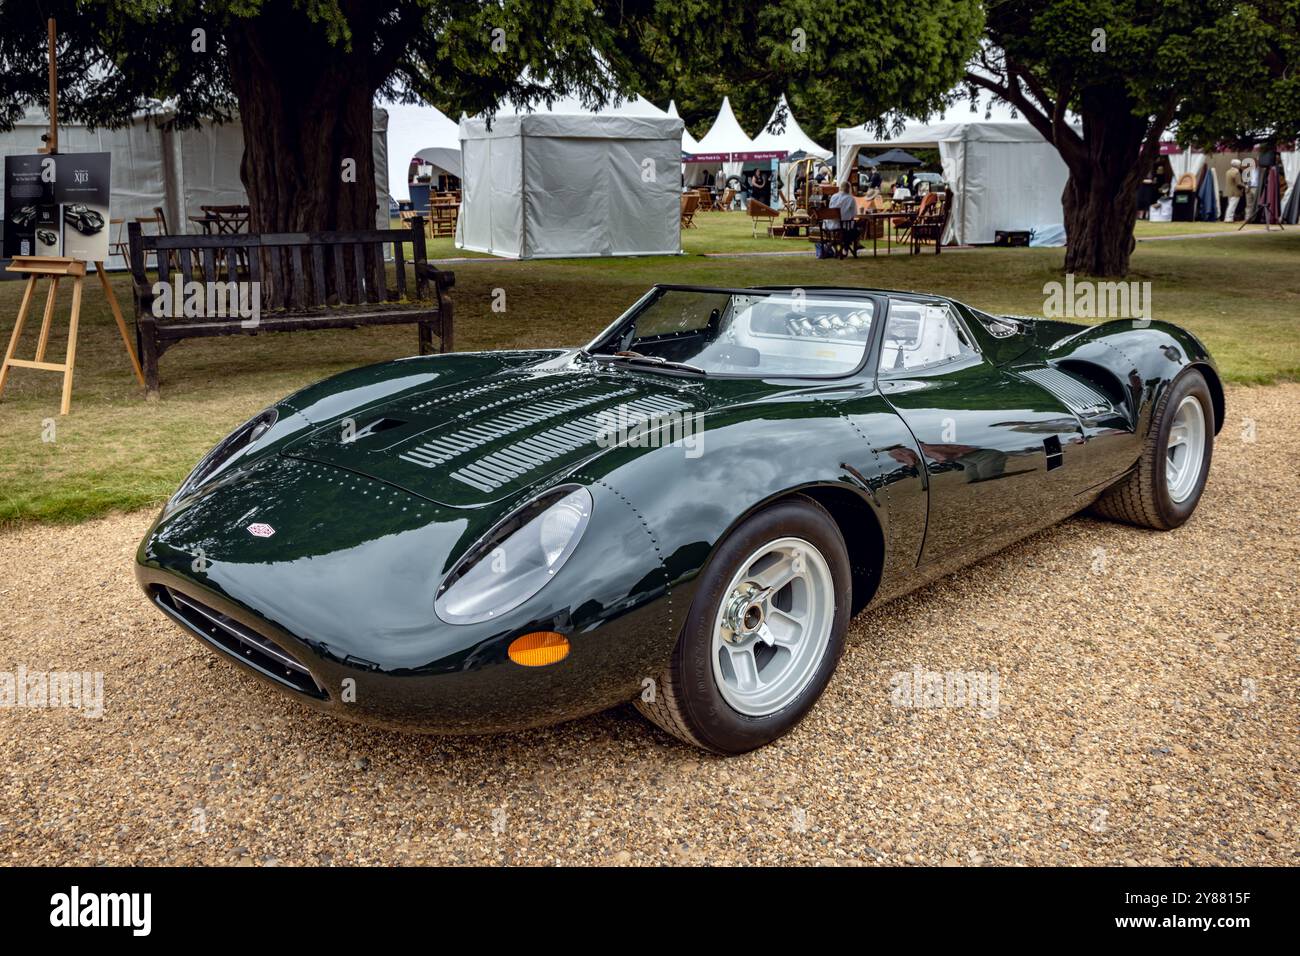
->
1043 320 1223 437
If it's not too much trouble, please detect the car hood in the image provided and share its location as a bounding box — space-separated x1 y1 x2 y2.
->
284 365 712 507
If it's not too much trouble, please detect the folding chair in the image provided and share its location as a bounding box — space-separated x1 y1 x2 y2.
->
747 199 779 237
680 193 701 229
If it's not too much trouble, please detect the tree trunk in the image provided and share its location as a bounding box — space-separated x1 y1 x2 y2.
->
1061 90 1157 277
224 3 379 300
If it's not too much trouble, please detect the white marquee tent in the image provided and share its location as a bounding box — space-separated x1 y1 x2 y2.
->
667 100 700 154
1 107 391 269
684 96 757 183
457 96 683 258
383 101 461 202
751 94 831 160
837 120 1071 245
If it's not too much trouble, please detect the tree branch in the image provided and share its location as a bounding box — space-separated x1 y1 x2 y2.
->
965 57 1086 170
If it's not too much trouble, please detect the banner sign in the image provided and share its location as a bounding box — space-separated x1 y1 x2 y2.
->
3 152 112 261
683 150 789 163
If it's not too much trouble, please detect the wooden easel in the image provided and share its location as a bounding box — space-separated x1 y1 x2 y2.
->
0 17 145 415
0 257 85 415
0 258 144 415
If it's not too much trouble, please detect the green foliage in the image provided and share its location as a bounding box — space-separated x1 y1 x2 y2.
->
0 0 984 143
0 0 677 130
609 1 985 146
966 0 1298 148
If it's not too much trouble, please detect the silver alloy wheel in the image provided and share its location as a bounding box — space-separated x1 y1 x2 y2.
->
1166 395 1207 503
710 536 836 717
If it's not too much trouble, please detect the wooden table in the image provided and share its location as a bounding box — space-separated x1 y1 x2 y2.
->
855 212 917 256
190 205 250 235
188 206 252 273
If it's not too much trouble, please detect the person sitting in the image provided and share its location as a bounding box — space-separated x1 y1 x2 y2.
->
825 181 861 255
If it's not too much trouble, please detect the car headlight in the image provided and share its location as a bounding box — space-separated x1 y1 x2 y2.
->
435 486 593 625
173 408 278 502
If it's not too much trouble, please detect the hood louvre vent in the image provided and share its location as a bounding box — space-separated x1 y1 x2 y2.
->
407 374 584 418
399 385 638 468
285 368 710 507
444 394 693 493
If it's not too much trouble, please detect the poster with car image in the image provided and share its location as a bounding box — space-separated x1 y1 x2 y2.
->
3 154 55 258
3 151 111 261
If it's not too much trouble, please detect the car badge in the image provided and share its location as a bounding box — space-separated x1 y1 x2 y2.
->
246 523 276 538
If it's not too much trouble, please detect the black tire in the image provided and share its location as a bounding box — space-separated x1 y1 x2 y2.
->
1092 367 1215 530
636 497 851 754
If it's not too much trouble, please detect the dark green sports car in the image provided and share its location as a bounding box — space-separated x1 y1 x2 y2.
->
136 285 1222 753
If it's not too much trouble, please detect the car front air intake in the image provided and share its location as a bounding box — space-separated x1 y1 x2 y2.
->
153 586 327 698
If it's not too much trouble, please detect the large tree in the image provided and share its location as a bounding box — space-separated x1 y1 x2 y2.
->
964 0 1298 277
0 0 982 238
0 0 673 236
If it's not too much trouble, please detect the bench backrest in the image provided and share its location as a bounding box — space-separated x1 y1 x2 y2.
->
127 219 442 313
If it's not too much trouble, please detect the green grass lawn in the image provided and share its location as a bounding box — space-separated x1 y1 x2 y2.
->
1 216 1296 527
424 213 1275 258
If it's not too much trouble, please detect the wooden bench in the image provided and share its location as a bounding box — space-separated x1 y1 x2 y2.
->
127 219 453 396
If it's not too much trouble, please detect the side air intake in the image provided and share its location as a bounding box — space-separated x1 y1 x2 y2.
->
1017 366 1114 418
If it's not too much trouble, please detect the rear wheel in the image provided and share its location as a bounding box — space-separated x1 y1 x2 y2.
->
1092 368 1215 529
636 498 850 754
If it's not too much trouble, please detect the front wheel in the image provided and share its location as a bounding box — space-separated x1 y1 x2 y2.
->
636 497 850 754
1092 367 1215 529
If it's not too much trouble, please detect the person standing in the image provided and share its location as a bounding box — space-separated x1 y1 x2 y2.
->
1243 159 1259 222
1242 159 1253 223
1223 159 1243 221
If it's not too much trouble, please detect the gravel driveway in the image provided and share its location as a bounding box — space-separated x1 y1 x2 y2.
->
1 384 1295 866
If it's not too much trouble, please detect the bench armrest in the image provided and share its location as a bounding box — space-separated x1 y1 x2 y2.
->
131 277 157 319
415 262 456 290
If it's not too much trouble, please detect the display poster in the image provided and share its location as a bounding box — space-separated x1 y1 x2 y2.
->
4 152 112 261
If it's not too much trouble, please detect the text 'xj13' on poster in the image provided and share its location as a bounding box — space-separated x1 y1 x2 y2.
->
3 152 112 262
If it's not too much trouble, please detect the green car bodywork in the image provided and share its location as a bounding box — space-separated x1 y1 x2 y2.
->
135 285 1223 734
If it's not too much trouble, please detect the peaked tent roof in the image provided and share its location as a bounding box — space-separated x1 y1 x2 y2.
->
667 100 700 153
689 96 763 160
750 94 831 160
383 101 461 201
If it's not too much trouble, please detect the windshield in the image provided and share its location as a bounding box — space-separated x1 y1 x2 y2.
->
588 289 875 377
